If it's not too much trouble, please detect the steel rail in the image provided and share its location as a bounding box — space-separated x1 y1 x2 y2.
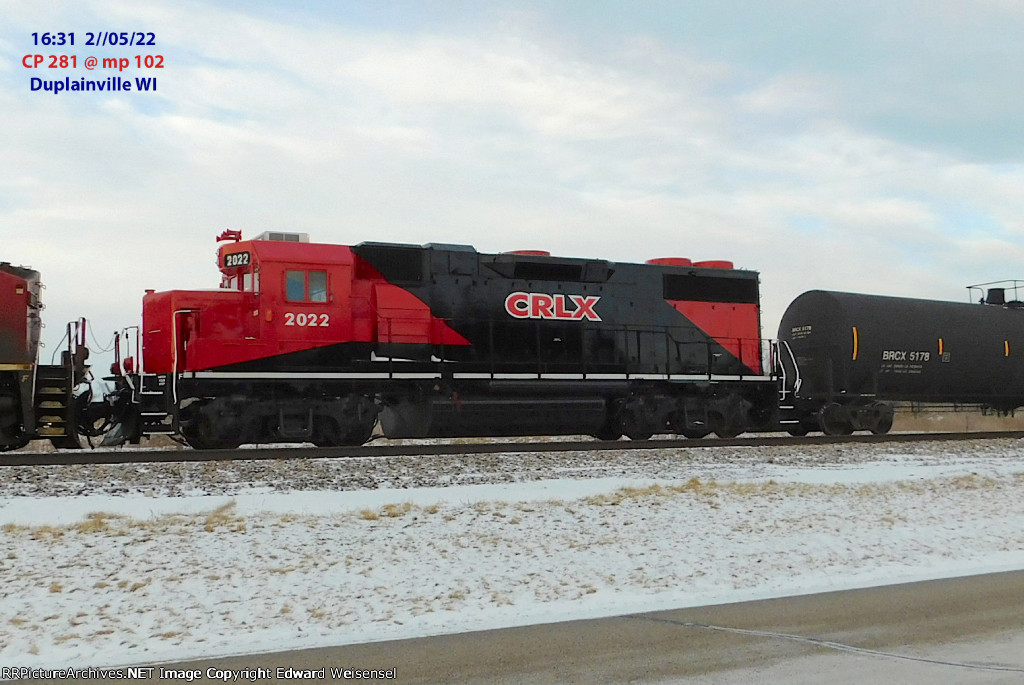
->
2 430 1023 467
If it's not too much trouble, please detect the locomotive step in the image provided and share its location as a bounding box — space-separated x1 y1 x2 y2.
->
34 367 71 378
37 426 67 437
37 400 67 409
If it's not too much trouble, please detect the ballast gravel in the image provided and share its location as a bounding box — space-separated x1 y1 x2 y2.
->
1 438 1021 498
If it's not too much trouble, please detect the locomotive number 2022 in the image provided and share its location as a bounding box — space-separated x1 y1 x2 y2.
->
224 252 251 268
284 312 329 327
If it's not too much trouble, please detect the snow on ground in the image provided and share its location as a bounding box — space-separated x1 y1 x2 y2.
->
1 440 1024 668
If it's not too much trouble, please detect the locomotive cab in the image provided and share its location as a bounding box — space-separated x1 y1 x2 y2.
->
141 232 358 374
128 231 379 448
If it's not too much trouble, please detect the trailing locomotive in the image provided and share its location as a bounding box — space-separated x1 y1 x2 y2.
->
778 286 1024 435
0 261 100 450
109 231 778 447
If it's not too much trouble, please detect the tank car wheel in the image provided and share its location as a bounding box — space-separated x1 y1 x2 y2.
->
786 424 810 437
0 438 30 452
680 427 711 439
869 403 894 435
818 404 854 436
590 428 622 441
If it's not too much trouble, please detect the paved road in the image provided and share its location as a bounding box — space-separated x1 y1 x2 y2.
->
20 570 1024 683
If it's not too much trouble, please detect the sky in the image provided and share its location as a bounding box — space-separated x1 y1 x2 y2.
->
4 0 1024 365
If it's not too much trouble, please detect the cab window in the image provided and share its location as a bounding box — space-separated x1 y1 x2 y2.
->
309 271 327 302
285 270 328 302
286 271 305 301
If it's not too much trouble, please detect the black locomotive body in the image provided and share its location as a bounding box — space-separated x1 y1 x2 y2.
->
354 243 775 441
779 289 1024 434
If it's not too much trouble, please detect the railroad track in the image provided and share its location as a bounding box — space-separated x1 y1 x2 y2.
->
2 431 1024 467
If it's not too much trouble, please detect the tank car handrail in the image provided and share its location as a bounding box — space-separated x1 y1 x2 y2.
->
776 339 801 400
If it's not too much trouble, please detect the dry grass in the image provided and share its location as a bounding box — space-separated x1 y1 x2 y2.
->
204 502 244 532
74 512 126 534
578 473 1016 509
383 502 413 518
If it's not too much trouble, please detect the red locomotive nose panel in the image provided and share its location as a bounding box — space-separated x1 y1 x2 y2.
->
667 300 762 375
373 283 471 345
355 255 471 347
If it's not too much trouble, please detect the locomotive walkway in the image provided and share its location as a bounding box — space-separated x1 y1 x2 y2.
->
3 430 1024 467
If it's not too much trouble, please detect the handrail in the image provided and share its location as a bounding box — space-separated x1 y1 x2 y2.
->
370 315 771 379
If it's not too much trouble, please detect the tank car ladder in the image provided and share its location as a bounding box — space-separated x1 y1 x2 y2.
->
772 340 804 430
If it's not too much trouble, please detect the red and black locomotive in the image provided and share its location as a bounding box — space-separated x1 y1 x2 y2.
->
11 231 1024 451
110 231 777 448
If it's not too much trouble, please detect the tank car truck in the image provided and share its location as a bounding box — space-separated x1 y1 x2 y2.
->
778 283 1024 435
108 231 779 448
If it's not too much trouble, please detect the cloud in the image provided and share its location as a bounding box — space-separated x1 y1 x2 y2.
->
3 0 1024 357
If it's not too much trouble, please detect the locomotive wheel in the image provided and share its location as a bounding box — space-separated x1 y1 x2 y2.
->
313 396 377 446
343 395 378 446
669 410 710 439
709 413 743 439
343 419 375 446
49 433 85 449
592 410 623 441
183 411 242 450
312 416 344 447
618 405 654 441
